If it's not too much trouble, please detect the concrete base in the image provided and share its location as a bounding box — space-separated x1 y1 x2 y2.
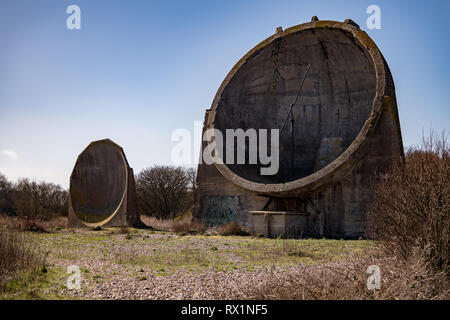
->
249 211 310 238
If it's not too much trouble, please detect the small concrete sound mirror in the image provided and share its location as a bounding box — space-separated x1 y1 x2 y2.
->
68 139 140 227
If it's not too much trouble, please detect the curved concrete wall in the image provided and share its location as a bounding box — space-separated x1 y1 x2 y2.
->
68 139 140 228
215 28 377 183
194 18 404 238
70 141 127 224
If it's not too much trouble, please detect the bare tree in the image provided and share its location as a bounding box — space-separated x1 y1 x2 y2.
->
12 179 68 220
186 167 197 192
0 173 14 215
135 165 192 219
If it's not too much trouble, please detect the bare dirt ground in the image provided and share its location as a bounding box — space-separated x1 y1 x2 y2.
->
1 226 373 300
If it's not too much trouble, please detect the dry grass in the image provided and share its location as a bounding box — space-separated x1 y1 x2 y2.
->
234 249 449 300
0 216 67 233
172 217 207 235
0 227 45 290
141 216 249 236
140 215 207 234
215 221 250 236
118 226 131 234
140 215 172 231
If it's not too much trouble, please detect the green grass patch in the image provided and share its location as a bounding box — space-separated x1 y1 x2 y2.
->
117 234 373 274
122 247 236 273
0 267 69 300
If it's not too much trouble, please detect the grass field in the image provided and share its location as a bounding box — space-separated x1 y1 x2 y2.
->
0 226 374 299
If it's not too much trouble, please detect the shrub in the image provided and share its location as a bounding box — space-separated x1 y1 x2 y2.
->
171 216 207 235
119 226 130 234
0 215 68 233
18 219 49 233
135 166 195 219
12 179 68 221
367 130 449 275
216 221 249 236
140 215 206 234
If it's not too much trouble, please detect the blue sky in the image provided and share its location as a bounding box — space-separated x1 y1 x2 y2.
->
0 0 449 188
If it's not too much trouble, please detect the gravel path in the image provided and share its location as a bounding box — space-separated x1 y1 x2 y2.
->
61 267 282 299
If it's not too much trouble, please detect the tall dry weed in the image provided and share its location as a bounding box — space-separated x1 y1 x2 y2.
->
0 227 44 290
368 130 449 275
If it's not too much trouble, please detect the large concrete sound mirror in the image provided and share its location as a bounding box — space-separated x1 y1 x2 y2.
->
68 139 141 228
193 18 404 238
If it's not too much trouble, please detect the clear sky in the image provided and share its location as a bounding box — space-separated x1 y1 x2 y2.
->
0 0 449 188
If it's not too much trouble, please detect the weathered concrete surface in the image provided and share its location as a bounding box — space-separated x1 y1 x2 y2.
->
193 18 404 238
68 139 141 228
249 211 309 238
215 27 376 183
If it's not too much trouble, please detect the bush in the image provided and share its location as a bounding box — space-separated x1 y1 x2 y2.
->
136 166 195 219
171 216 207 235
0 215 67 233
139 215 206 234
0 174 68 220
368 130 449 275
12 179 68 221
216 221 249 236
